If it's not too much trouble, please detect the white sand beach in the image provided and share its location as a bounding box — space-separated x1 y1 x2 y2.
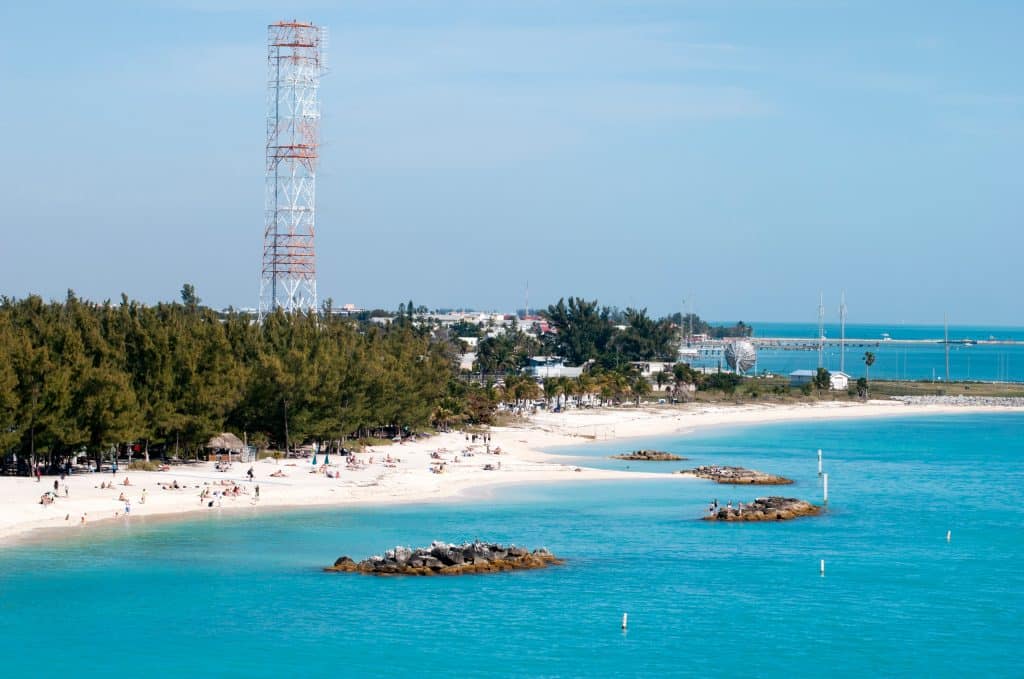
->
2 399 1019 544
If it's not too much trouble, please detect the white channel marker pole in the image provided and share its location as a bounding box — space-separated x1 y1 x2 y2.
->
947 530 951 542
820 559 825 576
823 473 829 504
622 612 628 630
817 448 822 476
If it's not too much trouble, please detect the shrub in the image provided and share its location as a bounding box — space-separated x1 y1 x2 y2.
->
129 460 160 471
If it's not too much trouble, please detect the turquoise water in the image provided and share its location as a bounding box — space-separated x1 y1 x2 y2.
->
1 414 1022 677
700 323 1024 382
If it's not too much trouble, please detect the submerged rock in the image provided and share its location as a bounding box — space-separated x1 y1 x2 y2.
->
703 496 820 522
610 450 686 461
326 541 563 576
683 465 792 485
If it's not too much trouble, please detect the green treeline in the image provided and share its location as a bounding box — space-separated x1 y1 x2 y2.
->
474 297 753 373
0 291 485 473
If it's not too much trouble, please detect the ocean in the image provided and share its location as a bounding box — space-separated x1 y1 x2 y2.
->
1 413 1021 677
699 323 1024 383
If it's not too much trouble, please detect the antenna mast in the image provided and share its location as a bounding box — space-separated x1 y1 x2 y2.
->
259 21 325 319
839 290 847 373
817 292 825 369
944 313 950 382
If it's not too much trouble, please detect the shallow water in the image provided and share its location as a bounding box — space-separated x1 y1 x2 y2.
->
1 413 1021 677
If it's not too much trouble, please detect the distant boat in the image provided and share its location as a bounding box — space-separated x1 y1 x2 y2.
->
881 333 892 341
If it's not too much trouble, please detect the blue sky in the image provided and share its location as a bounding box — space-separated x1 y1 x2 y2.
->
1 1 1021 324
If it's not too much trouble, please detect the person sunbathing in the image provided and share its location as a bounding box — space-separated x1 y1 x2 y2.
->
270 470 286 478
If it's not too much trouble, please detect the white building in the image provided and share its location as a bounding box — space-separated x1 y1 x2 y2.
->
526 356 585 380
829 371 851 391
629 361 674 377
790 369 852 391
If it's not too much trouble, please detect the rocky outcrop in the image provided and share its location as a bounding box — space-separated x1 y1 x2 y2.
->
704 496 820 521
683 465 792 485
325 541 562 576
610 449 686 461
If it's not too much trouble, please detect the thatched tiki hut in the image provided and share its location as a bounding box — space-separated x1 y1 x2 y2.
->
206 432 245 463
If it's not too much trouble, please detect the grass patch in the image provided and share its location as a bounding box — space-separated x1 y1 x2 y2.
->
129 460 161 471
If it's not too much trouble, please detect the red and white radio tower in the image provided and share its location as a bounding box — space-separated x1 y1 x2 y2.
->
259 21 326 318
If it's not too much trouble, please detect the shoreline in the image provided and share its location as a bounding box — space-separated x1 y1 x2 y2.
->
2 400 1021 547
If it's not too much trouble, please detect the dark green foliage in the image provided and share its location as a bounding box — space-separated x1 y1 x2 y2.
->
542 299 679 367
542 297 615 366
672 362 700 385
611 308 679 362
0 291 482 471
699 372 742 393
814 367 832 391
475 329 540 375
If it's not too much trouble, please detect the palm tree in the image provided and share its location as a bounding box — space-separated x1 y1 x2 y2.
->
542 377 562 409
560 377 577 410
863 351 876 384
654 369 668 391
500 375 520 407
575 374 593 407
632 374 652 405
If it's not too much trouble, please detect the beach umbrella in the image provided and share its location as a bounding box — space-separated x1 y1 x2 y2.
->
324 453 330 464
312 453 317 465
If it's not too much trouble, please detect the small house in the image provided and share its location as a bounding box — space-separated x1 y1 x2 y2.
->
789 369 816 386
829 371 851 391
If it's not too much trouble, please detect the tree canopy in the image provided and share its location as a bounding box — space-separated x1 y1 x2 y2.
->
0 291 493 474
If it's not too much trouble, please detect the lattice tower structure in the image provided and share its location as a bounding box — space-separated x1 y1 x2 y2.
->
259 21 325 318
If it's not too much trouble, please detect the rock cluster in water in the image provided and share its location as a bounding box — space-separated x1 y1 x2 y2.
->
610 449 686 461
704 496 820 521
325 541 562 576
684 465 793 485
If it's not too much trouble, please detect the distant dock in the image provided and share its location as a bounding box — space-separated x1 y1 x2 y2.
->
749 337 1024 349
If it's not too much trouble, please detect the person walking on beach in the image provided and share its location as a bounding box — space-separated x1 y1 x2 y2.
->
255 485 260 500
247 466 254 481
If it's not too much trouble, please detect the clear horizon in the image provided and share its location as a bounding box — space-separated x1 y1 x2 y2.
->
2 1 1021 325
